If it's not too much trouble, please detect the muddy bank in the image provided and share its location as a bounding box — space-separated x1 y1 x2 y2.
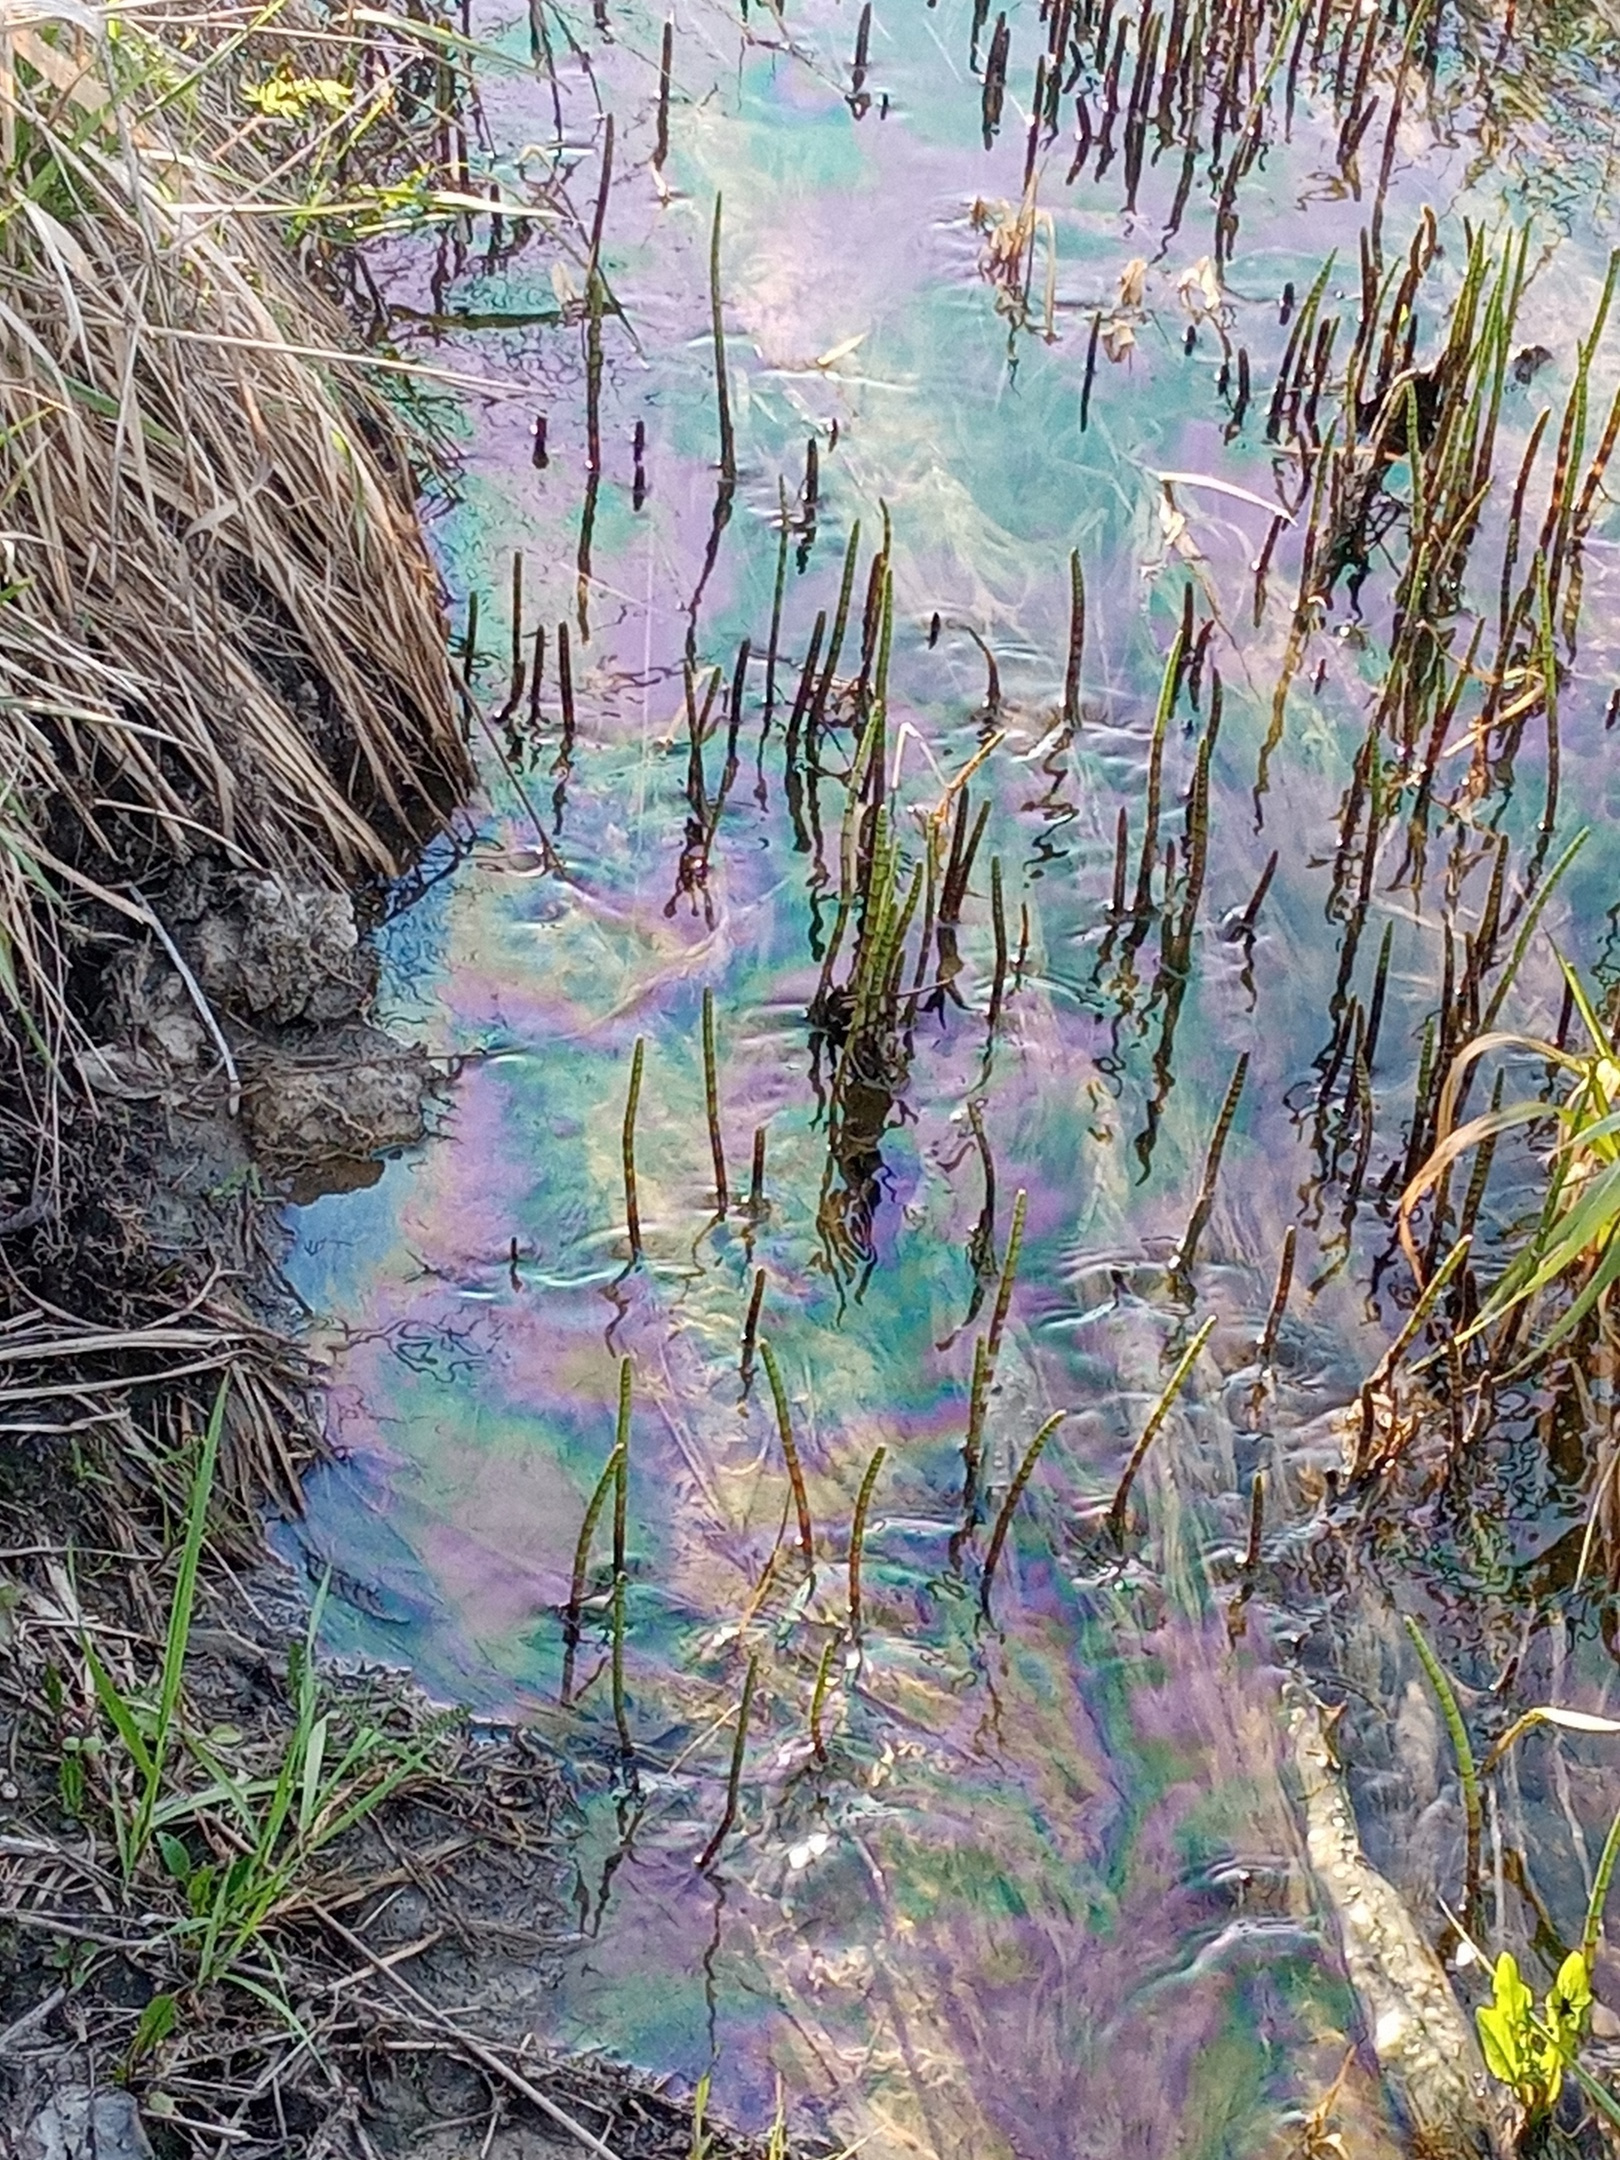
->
0 7 789 2155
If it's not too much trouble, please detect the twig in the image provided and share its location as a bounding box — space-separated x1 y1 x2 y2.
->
312 1906 624 2160
126 886 240 1116
0 1983 64 2053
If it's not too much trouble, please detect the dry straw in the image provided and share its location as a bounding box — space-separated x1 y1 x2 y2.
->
0 0 472 1070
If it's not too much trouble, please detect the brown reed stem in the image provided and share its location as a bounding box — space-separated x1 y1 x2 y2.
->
963 1188 1028 1514
506 550 525 713
985 856 1009 1044
611 1356 633 1751
654 17 673 169
740 1267 766 1388
1257 1224 1296 1367
461 590 480 683
527 622 545 733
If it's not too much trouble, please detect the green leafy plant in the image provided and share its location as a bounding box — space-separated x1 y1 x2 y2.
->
1400 954 1620 1363
78 1379 223 1877
74 1378 435 1998
1476 1950 1590 2116
242 64 352 119
163 1596 432 1992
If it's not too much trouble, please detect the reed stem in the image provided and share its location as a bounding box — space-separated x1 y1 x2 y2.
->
1106 1313 1216 1539
759 1340 815 1572
1063 549 1085 728
702 987 728 1214
1257 1224 1296 1367
963 1188 1028 1516
1403 1613 1481 1930
740 1267 766 1388
561 1441 623 1706
697 1653 759 1869
848 1444 887 1640
622 1036 646 1261
710 194 735 485
809 1635 837 1763
980 1411 1066 1616
654 17 673 169
611 1356 633 1753
1173 1052 1249 1279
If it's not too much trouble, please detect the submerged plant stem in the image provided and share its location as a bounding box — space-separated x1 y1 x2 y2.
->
847 1443 886 1640
697 1653 758 1870
1403 1613 1481 1930
622 1037 646 1261
1106 1314 1216 1540
980 1411 1066 1616
702 986 728 1214
710 194 735 486
759 1340 815 1573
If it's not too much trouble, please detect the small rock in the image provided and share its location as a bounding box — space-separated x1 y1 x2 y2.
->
19 2089 153 2160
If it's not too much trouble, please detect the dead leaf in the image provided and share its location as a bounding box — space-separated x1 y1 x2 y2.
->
1175 255 1222 317
815 332 867 370
1117 256 1147 311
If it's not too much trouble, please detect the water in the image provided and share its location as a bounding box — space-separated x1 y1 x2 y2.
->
283 1 1620 2148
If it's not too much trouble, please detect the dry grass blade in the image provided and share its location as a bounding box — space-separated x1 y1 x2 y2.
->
0 0 472 1095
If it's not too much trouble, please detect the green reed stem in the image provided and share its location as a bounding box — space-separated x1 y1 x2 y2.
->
809 1635 837 1763
561 1440 624 1707
1063 549 1085 728
1173 1052 1249 1280
980 1411 1066 1617
1480 828 1588 1032
697 1653 758 1870
1241 1469 1265 1585
702 987 728 1214
1403 1612 1480 1930
622 1036 645 1261
759 1339 814 1573
847 1444 887 1640
1582 1801 1620 1971
961 1333 991 1519
1106 1313 1216 1540
812 522 862 728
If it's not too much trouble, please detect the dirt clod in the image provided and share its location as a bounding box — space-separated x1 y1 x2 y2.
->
186 875 376 1026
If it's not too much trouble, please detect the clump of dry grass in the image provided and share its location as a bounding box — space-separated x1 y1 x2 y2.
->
0 0 473 1066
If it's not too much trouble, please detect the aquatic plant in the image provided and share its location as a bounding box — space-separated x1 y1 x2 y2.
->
1476 1950 1591 2121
